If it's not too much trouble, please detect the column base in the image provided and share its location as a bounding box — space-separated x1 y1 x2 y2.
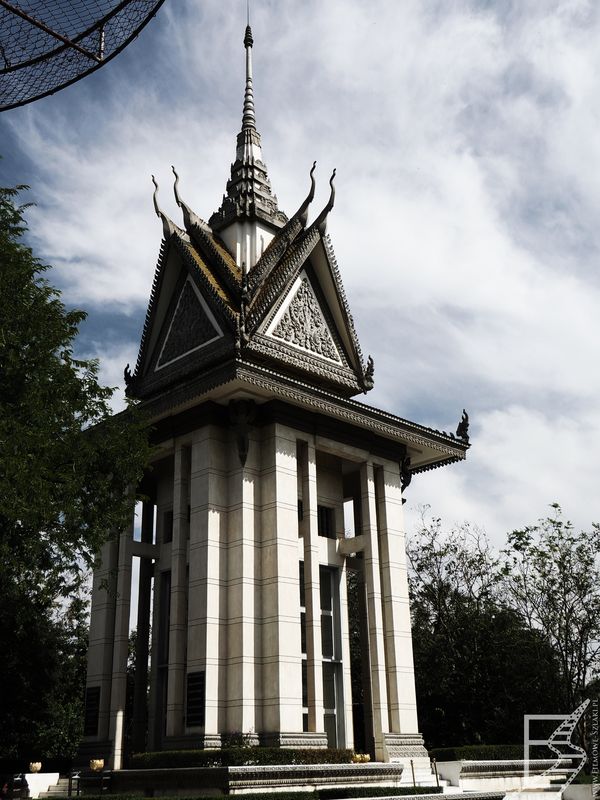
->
374 733 429 763
163 733 223 750
260 732 329 749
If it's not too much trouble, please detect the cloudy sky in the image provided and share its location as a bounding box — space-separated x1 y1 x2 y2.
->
2 0 600 547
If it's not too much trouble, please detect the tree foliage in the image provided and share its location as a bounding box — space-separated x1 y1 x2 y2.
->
501 504 600 710
0 185 151 757
408 510 565 748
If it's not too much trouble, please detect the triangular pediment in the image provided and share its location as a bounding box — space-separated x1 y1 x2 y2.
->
265 271 343 364
155 276 223 370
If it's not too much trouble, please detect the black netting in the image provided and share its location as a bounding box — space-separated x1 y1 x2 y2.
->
0 0 166 110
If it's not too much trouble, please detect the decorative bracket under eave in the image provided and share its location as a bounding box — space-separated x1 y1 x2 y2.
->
400 454 412 504
229 398 256 466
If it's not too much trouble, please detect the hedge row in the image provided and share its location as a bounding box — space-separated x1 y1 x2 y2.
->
429 744 525 761
319 788 443 798
82 789 442 800
129 747 355 768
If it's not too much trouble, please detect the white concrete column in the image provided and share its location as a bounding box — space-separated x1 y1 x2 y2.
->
226 427 260 735
108 511 134 770
166 444 190 737
359 461 390 760
300 440 324 732
85 535 118 743
338 556 354 750
187 426 227 741
132 500 154 751
260 423 303 738
375 462 419 733
147 556 162 751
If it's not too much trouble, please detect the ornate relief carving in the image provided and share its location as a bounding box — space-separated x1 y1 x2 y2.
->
272 277 340 362
157 279 221 369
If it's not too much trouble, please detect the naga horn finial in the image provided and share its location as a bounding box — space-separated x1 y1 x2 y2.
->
315 168 337 234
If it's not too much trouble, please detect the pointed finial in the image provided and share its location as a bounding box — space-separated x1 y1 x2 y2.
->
151 175 176 239
315 169 337 234
242 18 256 131
172 165 181 205
171 166 211 234
296 161 317 226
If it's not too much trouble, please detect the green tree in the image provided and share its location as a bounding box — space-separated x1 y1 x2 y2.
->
501 504 600 710
0 185 151 758
408 511 563 748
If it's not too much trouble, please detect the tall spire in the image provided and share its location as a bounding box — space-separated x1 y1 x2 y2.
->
209 22 287 239
242 24 255 131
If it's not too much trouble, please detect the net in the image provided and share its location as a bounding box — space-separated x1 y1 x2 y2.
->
0 0 166 111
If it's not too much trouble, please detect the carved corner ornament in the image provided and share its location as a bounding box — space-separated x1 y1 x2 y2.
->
456 409 470 444
124 363 133 387
363 355 374 392
229 399 257 467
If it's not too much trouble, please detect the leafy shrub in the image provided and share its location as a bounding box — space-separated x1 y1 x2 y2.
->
429 744 525 761
320 788 443 798
82 789 442 800
129 747 355 769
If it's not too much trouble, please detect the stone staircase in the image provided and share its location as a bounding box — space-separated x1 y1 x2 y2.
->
37 777 71 798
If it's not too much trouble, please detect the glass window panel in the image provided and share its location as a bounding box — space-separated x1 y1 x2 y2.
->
301 611 307 654
324 713 337 748
302 660 308 707
321 614 333 658
318 505 335 539
303 712 309 733
319 566 332 611
322 662 336 709
163 509 173 543
299 561 305 607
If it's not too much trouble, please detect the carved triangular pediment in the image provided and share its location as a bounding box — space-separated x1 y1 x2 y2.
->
265 271 344 365
155 276 223 371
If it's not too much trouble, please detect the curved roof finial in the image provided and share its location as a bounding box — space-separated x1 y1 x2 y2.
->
171 165 211 234
151 174 176 239
296 161 317 227
242 17 256 131
315 169 336 234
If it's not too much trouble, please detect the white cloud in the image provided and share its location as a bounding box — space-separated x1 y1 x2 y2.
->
5 0 600 543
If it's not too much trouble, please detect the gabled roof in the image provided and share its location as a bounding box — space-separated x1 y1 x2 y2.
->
126 167 373 401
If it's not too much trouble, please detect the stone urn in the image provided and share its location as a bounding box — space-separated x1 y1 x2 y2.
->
28 762 42 773
89 759 104 772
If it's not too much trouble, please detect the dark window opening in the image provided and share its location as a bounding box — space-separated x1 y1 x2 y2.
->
83 686 100 736
318 505 335 539
186 671 206 727
163 509 173 543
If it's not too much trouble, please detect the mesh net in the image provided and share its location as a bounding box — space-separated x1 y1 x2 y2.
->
0 0 165 110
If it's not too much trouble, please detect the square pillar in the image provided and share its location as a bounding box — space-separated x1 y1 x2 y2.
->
359 461 389 761
226 426 260 737
260 423 303 741
166 444 190 737
299 440 325 737
187 426 227 745
375 462 419 734
108 511 134 770
84 535 118 745
132 500 154 751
